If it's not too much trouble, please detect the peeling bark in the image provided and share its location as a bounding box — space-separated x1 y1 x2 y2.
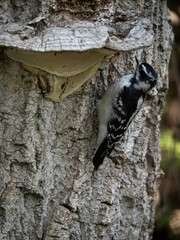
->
0 0 172 239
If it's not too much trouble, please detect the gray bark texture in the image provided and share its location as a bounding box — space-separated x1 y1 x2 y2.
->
0 0 172 240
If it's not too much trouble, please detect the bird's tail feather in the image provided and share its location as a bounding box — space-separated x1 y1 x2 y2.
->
93 138 108 170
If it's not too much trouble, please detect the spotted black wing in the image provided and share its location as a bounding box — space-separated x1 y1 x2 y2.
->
106 86 144 156
106 95 129 155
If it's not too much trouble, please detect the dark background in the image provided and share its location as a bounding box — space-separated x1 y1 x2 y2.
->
153 1 180 239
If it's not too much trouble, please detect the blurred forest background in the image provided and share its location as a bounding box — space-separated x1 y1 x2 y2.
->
153 1 180 239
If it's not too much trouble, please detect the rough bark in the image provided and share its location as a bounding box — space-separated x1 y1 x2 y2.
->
0 0 172 240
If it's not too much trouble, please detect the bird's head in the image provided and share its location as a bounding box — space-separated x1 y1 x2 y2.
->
135 56 158 90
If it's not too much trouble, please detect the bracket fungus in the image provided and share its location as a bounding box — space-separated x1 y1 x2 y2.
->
0 11 153 102
5 48 115 102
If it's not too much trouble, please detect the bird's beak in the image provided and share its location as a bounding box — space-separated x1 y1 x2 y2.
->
135 56 140 67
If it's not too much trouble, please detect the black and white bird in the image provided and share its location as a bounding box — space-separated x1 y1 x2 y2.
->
93 57 158 170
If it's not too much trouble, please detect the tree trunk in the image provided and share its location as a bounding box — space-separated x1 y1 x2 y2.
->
0 1 172 239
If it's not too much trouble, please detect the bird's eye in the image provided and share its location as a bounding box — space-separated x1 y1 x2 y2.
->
139 64 148 74
139 65 143 71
